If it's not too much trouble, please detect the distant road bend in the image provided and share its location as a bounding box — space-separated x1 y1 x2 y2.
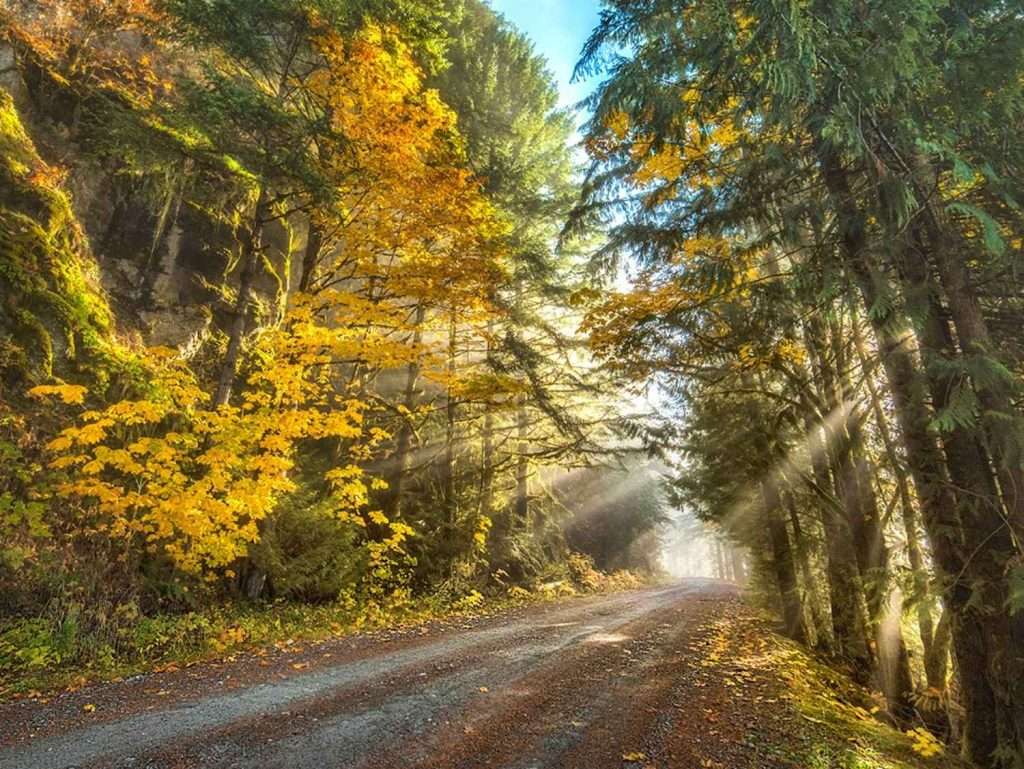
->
1 580 771 769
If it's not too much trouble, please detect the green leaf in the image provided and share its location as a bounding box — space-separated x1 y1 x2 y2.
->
929 380 979 433
952 156 975 185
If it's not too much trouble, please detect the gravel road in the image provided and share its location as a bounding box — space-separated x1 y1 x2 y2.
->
1 579 775 769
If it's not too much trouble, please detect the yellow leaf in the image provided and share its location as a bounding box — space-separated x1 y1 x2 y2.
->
46 435 74 452
606 109 631 140
83 703 96 713
28 383 88 405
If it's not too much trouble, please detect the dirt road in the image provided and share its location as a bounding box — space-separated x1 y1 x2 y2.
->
1 580 802 769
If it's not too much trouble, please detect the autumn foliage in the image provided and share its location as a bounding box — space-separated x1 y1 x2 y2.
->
0 0 650 691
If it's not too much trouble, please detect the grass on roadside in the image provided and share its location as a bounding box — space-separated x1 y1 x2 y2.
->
731 615 967 769
0 561 645 700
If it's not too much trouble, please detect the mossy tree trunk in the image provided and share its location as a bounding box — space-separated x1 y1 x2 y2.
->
214 187 268 408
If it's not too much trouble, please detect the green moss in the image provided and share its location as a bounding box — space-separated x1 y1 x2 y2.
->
760 633 966 769
0 90 128 389
0 92 40 176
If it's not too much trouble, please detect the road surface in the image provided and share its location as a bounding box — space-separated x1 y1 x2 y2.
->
0 580 793 769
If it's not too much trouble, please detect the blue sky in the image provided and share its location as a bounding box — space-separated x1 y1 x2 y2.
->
487 0 603 110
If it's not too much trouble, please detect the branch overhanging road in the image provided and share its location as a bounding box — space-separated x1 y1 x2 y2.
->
1 580 802 769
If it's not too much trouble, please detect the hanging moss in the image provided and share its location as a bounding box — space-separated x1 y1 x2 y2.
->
0 90 126 390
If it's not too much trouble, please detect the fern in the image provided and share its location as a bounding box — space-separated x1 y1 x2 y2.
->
948 201 1007 257
930 379 980 433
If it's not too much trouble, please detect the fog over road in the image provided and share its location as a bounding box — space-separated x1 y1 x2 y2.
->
1 580 766 769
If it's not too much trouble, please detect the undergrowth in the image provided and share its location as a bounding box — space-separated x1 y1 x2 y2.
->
722 611 968 769
0 553 645 700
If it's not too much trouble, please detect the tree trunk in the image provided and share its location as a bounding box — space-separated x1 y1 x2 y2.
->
785 489 831 651
515 393 529 525
443 310 458 527
480 402 494 522
298 222 322 293
802 316 872 674
815 144 1023 766
919 606 954 738
897 223 1024 763
824 310 891 628
729 546 748 585
139 170 185 308
763 477 807 644
914 156 1024 536
852 319 937 663
828 310 915 718
875 589 917 725
214 188 268 407
383 304 425 519
926 607 952 691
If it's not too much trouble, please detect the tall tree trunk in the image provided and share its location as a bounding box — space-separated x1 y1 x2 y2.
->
480 401 494 522
477 322 497 563
852 319 936 662
927 607 953 692
763 477 807 644
914 157 1024 535
298 222 322 293
515 393 529 525
785 488 831 651
443 310 458 527
802 316 872 675
720 538 732 580
826 310 889 627
214 188 268 407
875 585 917 724
919 606 954 738
139 169 186 308
383 303 425 519
831 313 915 718
729 546 747 585
815 144 1020 765
897 222 1024 760
855 316 948 719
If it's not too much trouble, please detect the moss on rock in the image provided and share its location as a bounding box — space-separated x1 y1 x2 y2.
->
0 89 123 390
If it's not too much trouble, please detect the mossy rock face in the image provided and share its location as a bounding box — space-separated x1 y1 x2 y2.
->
0 89 121 390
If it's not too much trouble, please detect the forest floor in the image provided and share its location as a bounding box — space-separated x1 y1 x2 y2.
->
0 579 966 769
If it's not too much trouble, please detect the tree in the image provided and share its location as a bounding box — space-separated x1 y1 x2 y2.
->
396 0 617 582
573 2 1024 755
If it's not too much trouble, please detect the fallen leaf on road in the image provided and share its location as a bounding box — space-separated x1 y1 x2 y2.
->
623 751 647 761
478 686 489 692
83 703 96 713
